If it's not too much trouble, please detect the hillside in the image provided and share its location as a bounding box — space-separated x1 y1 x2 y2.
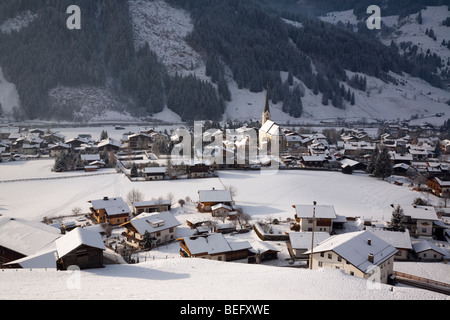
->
0 0 449 124
0 258 446 300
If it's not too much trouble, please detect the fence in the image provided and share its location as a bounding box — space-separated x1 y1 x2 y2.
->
393 271 450 291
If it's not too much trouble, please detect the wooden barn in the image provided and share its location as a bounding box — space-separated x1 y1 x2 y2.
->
55 228 105 271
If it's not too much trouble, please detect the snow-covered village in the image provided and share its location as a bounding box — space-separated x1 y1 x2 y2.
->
0 0 450 305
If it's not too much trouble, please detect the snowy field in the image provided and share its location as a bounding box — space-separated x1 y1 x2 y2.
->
0 160 437 223
0 258 447 300
0 159 449 300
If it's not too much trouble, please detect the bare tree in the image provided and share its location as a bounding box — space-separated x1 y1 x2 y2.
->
166 192 175 205
225 185 238 198
127 188 144 205
235 207 251 228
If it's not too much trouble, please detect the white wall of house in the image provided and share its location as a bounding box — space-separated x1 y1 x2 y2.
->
310 251 395 284
299 219 332 234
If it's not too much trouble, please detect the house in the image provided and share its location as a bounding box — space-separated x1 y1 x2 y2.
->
128 133 153 150
300 155 327 168
143 167 167 180
400 205 438 237
121 211 181 249
0 217 62 267
292 204 337 234
366 227 412 261
305 230 398 284
189 164 210 178
198 188 233 212
248 241 280 263
49 143 71 158
97 139 121 153
412 240 447 261
132 200 171 216
426 177 450 197
211 203 233 219
259 120 286 154
55 227 105 270
213 222 236 234
178 233 252 262
88 197 131 226
288 232 331 260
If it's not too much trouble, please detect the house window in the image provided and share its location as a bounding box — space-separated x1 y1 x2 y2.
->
337 256 342 262
350 271 354 276
318 262 323 267
169 228 174 233
157 231 161 237
422 228 426 233
320 252 324 257
328 253 332 259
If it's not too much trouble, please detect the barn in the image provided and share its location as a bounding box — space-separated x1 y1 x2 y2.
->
55 228 105 271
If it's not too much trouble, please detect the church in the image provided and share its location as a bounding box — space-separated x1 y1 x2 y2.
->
258 86 285 154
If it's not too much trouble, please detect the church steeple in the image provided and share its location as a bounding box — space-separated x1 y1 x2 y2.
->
262 84 271 125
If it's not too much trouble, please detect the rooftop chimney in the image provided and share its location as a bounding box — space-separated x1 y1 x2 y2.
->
367 239 372 246
368 253 374 263
103 196 109 201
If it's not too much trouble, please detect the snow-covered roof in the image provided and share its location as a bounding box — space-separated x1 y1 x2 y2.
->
89 197 131 216
211 203 232 211
366 227 412 250
180 233 251 256
125 211 181 235
55 227 105 259
0 217 62 256
306 230 398 273
401 205 438 221
289 232 331 250
4 246 57 269
412 240 447 256
133 200 171 207
198 189 232 203
293 205 337 219
143 167 167 174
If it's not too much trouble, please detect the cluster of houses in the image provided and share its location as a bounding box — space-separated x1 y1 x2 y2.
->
1 183 448 288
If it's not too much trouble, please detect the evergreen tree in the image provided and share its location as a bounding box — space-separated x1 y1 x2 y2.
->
130 163 138 178
100 130 109 141
367 145 379 174
390 205 405 231
373 147 393 179
142 231 153 249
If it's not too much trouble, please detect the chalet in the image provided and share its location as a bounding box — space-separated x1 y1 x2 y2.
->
288 232 330 260
49 143 71 158
132 200 171 216
388 151 413 165
189 164 210 178
211 203 233 219
292 204 337 234
97 139 121 153
178 233 252 262
43 132 66 145
412 240 447 261
426 177 450 197
198 188 233 212
55 227 105 270
143 167 167 180
214 222 236 234
300 155 327 168
305 230 397 284
65 137 90 149
366 227 412 261
0 217 62 267
121 211 181 249
88 197 131 226
400 205 438 237
128 133 153 150
248 241 280 263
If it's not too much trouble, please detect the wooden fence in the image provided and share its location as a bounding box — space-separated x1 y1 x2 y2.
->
393 271 450 289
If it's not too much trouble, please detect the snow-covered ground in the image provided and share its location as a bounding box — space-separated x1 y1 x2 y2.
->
0 160 439 225
0 257 447 300
128 0 202 75
0 158 449 300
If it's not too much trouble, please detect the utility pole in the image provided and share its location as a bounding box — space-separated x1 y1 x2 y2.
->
309 201 317 270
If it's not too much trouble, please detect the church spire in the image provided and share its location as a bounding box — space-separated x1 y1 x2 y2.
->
262 83 271 125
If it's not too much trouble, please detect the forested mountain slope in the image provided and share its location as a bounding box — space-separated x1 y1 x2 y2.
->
0 0 448 123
